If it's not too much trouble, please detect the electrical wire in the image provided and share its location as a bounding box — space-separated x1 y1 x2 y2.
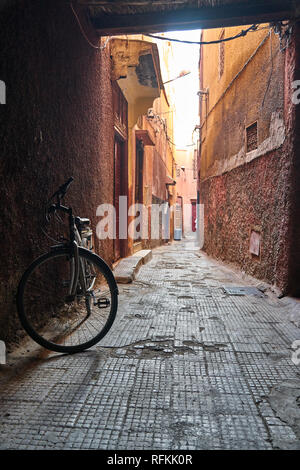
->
144 24 267 46
70 2 110 50
167 136 196 148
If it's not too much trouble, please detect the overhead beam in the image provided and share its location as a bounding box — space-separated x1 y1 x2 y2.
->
89 2 298 36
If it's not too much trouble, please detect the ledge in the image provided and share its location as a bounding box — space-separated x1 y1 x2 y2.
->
113 249 152 283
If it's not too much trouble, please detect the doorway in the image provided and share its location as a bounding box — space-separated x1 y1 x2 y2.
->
112 81 128 262
114 136 125 261
135 138 144 205
191 199 197 233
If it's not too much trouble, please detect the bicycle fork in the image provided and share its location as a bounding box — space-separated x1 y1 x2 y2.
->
67 240 80 302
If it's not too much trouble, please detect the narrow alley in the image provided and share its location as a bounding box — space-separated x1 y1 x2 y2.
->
1 0 300 458
1 238 300 450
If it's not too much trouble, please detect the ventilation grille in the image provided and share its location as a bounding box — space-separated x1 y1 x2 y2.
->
246 122 258 152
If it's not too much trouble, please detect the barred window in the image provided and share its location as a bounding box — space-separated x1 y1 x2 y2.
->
246 122 258 152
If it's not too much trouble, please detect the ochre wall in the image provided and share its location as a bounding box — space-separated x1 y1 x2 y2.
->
0 0 115 343
200 26 285 179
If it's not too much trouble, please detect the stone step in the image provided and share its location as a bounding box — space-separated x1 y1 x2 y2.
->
113 249 152 283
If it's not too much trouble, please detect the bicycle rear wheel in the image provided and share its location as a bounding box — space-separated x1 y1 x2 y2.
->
17 247 118 353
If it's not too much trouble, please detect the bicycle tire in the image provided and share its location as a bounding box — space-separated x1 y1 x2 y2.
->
17 246 118 353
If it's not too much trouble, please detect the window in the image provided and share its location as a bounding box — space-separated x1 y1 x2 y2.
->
219 29 225 79
112 81 128 139
246 122 258 152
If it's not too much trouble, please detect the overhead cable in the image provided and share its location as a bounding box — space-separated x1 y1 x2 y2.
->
144 24 270 45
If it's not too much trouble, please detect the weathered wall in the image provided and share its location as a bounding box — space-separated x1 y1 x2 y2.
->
286 22 300 296
0 0 115 343
200 147 290 287
200 27 285 179
199 25 296 293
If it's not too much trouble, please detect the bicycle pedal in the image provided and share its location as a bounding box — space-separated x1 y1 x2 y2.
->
96 298 110 309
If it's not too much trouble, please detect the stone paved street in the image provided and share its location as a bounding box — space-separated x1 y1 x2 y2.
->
1 238 300 450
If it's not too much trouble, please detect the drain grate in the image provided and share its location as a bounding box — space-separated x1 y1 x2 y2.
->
222 286 264 297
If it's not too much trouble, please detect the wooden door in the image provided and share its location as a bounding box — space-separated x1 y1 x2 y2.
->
191 200 197 232
112 81 128 261
135 139 144 205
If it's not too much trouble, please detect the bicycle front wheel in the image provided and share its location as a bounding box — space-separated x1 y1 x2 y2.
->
17 247 118 353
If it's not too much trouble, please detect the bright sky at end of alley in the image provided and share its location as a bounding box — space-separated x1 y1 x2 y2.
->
157 29 201 149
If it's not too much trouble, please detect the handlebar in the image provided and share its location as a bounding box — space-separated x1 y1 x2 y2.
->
49 177 74 201
59 177 74 197
46 177 74 221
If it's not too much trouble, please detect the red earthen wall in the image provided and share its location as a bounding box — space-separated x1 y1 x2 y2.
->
0 0 115 343
287 22 300 295
200 146 291 291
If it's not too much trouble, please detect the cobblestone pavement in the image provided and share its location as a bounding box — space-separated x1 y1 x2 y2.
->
1 237 300 450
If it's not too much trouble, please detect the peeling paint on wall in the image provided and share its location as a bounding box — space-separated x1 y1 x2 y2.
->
204 111 286 180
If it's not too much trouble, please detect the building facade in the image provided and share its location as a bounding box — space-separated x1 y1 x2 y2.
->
110 36 176 257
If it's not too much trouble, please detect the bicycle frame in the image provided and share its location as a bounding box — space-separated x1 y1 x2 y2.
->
58 204 81 301
47 198 83 300
47 177 96 301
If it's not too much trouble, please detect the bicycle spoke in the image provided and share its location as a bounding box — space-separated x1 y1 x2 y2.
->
25 281 62 297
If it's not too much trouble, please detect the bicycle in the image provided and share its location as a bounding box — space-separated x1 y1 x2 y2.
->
16 177 118 354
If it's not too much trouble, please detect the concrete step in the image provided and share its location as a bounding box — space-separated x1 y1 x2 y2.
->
113 249 152 283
